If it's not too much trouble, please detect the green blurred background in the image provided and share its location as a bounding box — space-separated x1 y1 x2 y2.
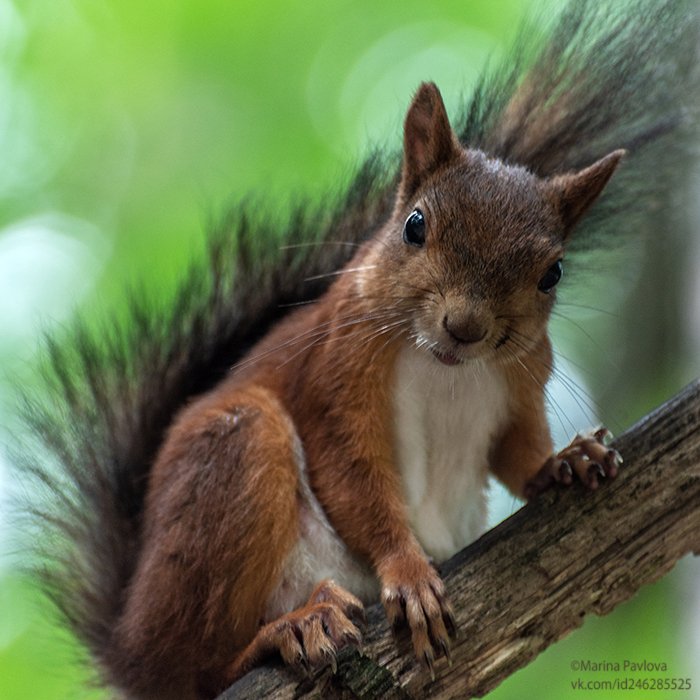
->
0 0 698 698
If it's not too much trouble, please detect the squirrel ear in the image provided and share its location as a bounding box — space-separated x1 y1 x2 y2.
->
400 82 460 198
551 149 626 232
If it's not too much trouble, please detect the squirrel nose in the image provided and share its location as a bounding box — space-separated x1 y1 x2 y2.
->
442 314 488 345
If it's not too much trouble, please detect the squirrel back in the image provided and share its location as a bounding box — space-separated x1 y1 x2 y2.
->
15 0 698 694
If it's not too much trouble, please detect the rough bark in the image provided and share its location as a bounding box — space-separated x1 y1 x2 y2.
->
220 380 700 699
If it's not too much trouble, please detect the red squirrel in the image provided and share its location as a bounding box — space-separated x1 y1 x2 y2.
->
17 1 698 698
106 82 625 699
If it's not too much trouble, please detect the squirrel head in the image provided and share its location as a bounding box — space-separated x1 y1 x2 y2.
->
357 82 624 367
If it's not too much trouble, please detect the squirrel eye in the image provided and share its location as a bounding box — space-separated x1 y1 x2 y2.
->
538 259 563 293
403 209 426 247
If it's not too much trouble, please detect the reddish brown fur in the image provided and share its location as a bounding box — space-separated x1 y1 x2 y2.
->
109 384 302 698
491 336 556 494
109 83 623 698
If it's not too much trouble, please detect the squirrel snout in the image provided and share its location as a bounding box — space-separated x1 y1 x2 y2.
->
442 314 488 345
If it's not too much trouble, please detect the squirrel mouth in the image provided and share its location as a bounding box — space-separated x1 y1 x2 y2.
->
430 348 462 366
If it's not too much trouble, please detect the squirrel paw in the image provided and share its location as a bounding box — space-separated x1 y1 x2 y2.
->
227 580 363 682
524 427 622 500
380 554 456 679
265 600 362 676
282 579 365 674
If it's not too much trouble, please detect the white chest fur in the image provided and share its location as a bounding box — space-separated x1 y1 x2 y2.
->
392 345 510 561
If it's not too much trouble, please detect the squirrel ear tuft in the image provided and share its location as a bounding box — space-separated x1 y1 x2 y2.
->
551 149 626 233
400 82 460 199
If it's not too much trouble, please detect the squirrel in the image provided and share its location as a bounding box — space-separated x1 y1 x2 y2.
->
15 0 698 699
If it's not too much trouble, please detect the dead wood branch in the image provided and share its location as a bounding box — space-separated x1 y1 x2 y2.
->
221 380 700 699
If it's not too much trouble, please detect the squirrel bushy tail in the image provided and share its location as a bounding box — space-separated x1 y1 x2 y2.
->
15 0 698 690
460 0 699 256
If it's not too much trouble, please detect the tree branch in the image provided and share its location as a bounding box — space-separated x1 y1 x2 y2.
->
221 380 700 699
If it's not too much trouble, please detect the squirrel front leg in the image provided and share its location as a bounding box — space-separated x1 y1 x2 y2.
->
113 385 319 697
489 381 554 498
318 447 456 673
298 346 456 673
491 347 621 499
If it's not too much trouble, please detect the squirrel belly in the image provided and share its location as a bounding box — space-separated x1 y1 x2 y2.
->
392 344 509 560
266 338 509 619
262 436 378 622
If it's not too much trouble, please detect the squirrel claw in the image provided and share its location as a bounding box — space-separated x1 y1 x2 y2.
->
439 638 452 665
593 427 611 443
444 607 458 639
559 460 573 484
424 649 435 674
298 653 311 676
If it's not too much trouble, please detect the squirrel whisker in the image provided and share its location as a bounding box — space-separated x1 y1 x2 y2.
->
304 264 379 282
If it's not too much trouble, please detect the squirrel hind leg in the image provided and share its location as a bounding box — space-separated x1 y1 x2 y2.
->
224 579 365 684
110 384 303 699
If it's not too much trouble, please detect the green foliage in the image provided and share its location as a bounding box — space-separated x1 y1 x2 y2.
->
0 572 103 699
